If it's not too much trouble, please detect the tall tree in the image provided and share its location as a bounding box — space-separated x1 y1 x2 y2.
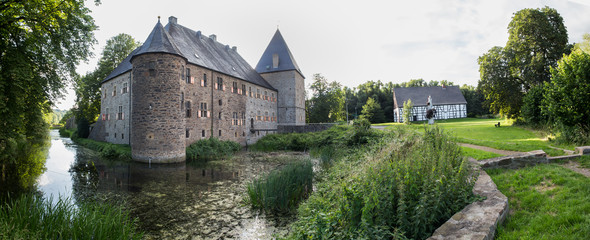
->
574 33 590 54
0 0 97 140
478 7 569 118
306 74 345 123
74 33 140 123
360 97 386 123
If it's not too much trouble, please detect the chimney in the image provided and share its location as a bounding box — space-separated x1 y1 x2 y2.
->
196 31 202 39
168 16 177 24
272 53 279 68
232 46 237 52
209 34 217 41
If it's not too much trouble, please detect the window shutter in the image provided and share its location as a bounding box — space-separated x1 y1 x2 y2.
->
201 79 204 87
122 112 124 120
198 111 201 118
222 85 226 91
215 83 218 89
102 114 105 121
207 111 211 118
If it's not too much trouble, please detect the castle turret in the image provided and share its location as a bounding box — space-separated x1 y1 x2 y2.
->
255 29 305 125
130 17 187 163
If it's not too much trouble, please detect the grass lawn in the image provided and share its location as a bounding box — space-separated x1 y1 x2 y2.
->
487 163 590 239
376 118 574 156
460 146 504 160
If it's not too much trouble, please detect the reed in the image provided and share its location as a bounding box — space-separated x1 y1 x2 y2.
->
245 158 313 213
186 137 241 161
0 194 142 239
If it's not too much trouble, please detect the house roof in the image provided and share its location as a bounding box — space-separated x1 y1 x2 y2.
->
103 17 275 90
393 86 467 108
255 29 303 77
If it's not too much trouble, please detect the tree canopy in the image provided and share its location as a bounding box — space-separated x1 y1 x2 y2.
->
0 0 97 141
478 7 569 119
306 74 345 123
74 33 140 123
360 97 386 123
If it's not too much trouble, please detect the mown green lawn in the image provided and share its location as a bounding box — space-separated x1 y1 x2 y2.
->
375 118 574 156
487 160 590 240
460 146 504 160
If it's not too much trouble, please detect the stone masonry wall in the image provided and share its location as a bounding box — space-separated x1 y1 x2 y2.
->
131 53 186 163
260 70 305 126
100 72 131 144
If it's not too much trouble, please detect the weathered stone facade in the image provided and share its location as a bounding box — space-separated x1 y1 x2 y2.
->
98 17 297 162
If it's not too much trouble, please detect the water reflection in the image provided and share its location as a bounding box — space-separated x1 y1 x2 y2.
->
41 130 302 239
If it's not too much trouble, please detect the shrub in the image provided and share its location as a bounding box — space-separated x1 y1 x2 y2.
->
0 194 142 239
186 138 241 161
287 126 478 240
245 159 313 213
71 138 131 160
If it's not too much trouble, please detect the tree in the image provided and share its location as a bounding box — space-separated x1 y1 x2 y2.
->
402 99 414 124
478 7 569 119
543 49 590 143
307 74 345 123
521 84 546 125
574 33 590 54
74 33 140 123
360 97 386 123
460 84 488 118
0 0 97 195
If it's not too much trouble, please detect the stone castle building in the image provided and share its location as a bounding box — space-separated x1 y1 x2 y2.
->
93 16 305 163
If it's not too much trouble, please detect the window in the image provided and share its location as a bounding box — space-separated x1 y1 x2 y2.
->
271 92 274 101
218 130 222 137
113 86 117 96
249 87 252 97
122 133 124 139
115 133 117 138
186 68 192 83
242 112 246 124
202 130 206 137
265 111 268 121
186 129 190 138
186 101 191 118
123 83 128 94
242 84 246 95
117 106 124 120
232 82 238 93
218 112 222 119
200 102 208 118
233 112 238 125
264 91 268 100
106 108 109 120
202 73 207 87
181 92 184 109
219 99 222 106
181 65 185 80
257 110 261 121
216 77 223 90
256 88 260 99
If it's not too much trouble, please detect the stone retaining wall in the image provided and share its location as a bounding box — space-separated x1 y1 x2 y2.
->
478 150 548 169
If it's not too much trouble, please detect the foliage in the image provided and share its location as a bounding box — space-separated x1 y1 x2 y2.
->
185 138 241 161
72 136 132 160
76 117 90 138
543 49 590 144
573 33 590 54
287 127 477 240
488 163 590 239
402 99 413 124
59 110 75 125
245 159 313 213
360 97 386 123
307 74 345 123
0 0 97 160
478 7 569 119
521 84 547 125
0 194 142 239
74 33 140 123
460 84 489 117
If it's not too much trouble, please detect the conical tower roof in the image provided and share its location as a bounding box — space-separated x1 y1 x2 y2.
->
132 18 184 60
255 29 302 76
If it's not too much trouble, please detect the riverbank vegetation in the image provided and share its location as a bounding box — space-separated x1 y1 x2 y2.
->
251 124 478 239
245 159 313 213
488 162 590 239
186 138 241 161
0 194 142 239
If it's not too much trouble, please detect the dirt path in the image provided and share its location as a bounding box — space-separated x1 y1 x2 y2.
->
561 161 590 178
458 143 525 156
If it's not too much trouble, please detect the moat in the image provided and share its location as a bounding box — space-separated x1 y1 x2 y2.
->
38 130 298 239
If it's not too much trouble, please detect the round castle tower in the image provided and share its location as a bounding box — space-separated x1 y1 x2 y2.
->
130 18 187 163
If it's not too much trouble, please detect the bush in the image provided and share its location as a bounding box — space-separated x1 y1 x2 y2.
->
245 159 313 213
72 138 131 160
0 194 142 239
287 126 478 240
186 138 241 161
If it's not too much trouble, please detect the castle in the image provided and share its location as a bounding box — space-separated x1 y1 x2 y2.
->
94 16 305 163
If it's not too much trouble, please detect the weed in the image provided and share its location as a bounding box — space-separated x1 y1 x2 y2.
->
186 138 241 161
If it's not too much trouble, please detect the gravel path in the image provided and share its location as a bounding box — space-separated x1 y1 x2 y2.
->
458 143 525 156
561 161 590 178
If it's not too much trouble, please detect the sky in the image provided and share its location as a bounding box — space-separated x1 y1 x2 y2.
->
55 0 590 110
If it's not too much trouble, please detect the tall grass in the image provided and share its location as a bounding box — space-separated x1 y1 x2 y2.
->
186 137 241 161
245 159 313 213
0 194 142 239
287 126 478 240
73 138 132 160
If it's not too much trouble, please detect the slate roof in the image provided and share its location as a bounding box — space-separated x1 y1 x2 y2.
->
103 17 275 90
255 29 303 77
393 86 467 108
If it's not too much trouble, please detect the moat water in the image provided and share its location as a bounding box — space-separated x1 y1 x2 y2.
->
37 130 300 239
